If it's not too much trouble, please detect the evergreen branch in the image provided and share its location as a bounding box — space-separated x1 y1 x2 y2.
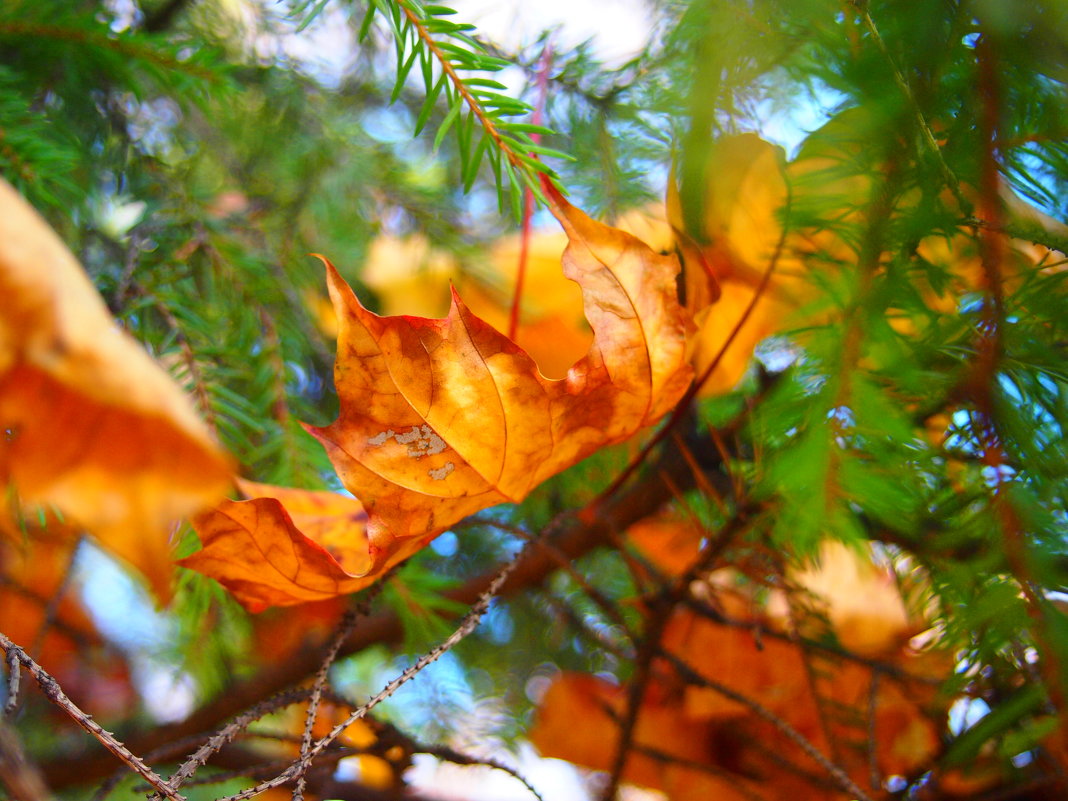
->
0 22 220 84
846 1 970 215
360 0 568 213
0 70 79 206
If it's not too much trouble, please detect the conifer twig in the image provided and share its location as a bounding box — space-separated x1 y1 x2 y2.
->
153 688 333 800
217 544 529 801
291 608 357 801
847 0 970 214
0 632 182 801
4 647 19 715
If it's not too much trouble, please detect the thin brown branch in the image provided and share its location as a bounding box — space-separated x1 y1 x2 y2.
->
599 508 753 801
292 609 358 801
414 742 545 801
4 647 19 715
866 670 881 792
626 741 767 801
473 518 636 639
598 599 671 801
0 632 182 801
680 594 940 686
218 544 529 801
972 30 1068 772
159 685 360 794
44 424 723 789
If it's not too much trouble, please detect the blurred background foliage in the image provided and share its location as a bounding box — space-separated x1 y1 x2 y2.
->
2 0 1068 799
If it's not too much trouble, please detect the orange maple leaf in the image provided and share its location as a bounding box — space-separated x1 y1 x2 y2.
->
308 185 692 568
187 188 693 608
0 178 232 601
183 480 426 612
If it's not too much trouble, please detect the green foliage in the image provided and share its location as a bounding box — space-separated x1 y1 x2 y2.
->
3 0 1068 798
310 0 572 215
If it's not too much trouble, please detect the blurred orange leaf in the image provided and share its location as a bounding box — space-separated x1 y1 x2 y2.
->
532 537 951 800
0 178 231 601
0 519 135 718
787 540 924 657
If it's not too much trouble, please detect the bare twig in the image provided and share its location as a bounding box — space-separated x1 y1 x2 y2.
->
0 632 182 801
159 688 344 795
598 600 670 801
218 544 529 801
4 647 19 715
473 518 636 640
415 741 545 801
866 669 881 792
599 510 751 801
44 425 724 789
292 609 358 801
628 740 766 801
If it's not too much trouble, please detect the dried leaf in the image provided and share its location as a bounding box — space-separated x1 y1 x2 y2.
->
532 560 950 800
187 193 690 610
358 228 592 379
304 186 692 579
182 481 404 612
0 178 231 600
789 540 921 657
463 229 591 379
529 672 738 795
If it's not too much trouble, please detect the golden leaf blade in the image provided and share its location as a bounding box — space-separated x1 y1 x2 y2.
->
182 482 408 612
302 189 692 577
0 178 231 600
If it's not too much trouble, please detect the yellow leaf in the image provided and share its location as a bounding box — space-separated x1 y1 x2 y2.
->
185 191 692 609
789 540 920 657
303 187 692 581
0 178 231 601
361 233 457 319
182 481 407 612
